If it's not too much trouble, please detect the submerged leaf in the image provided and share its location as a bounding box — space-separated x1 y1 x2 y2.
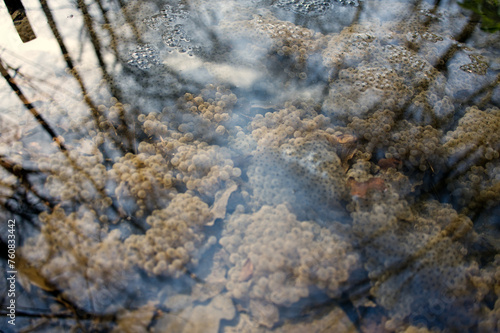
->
112 301 158 333
325 133 358 172
207 182 238 226
239 258 254 282
378 158 402 170
348 177 386 198
17 256 54 292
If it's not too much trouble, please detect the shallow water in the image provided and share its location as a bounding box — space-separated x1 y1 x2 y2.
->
0 0 499 332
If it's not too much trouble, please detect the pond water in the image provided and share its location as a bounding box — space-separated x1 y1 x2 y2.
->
0 0 499 332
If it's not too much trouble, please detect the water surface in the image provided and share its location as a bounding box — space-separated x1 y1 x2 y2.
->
0 0 499 332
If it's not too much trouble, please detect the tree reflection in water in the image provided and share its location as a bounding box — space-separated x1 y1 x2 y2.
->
0 0 499 332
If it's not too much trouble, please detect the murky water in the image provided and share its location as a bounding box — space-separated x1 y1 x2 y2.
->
0 0 499 332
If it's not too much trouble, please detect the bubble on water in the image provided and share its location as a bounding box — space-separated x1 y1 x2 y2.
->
127 44 161 70
274 0 360 15
460 54 489 75
141 2 202 56
143 3 188 30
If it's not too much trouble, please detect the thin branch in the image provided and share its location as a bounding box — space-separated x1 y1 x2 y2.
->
38 0 99 118
0 57 67 151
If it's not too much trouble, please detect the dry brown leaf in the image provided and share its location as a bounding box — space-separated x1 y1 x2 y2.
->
378 158 402 170
113 301 158 333
325 133 357 172
207 182 238 226
17 255 55 292
341 147 357 173
348 177 386 198
337 133 357 144
238 258 254 282
326 133 357 145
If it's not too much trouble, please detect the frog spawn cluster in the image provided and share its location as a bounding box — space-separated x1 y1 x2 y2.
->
21 206 139 312
220 204 358 327
245 102 350 218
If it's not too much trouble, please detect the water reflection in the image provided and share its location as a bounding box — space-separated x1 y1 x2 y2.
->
0 0 499 332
